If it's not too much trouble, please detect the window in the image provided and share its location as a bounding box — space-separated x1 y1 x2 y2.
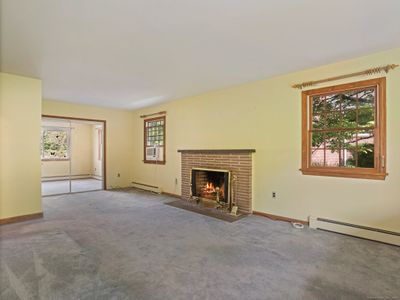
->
41 128 70 160
301 77 386 180
144 116 165 164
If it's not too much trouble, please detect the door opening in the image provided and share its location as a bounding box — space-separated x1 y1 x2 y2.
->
40 115 106 196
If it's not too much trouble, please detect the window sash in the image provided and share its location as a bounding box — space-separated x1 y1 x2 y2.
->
301 77 386 180
143 116 166 163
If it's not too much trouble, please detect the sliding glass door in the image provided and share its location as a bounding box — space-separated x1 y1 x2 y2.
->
41 117 105 196
41 119 72 195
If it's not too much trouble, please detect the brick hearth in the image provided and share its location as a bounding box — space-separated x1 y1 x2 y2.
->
178 149 255 214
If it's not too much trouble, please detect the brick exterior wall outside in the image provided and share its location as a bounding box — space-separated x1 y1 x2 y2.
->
179 150 254 213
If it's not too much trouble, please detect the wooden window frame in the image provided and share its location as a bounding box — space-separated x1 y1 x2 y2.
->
301 77 387 180
143 116 166 164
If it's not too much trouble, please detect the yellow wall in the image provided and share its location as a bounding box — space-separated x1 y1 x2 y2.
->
131 48 400 232
0 73 42 219
70 123 93 176
42 100 135 188
3 49 399 230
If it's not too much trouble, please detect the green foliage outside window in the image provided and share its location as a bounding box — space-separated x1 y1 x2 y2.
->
311 88 375 168
41 129 69 159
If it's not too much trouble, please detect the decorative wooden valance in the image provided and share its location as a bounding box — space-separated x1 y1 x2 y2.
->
292 64 399 89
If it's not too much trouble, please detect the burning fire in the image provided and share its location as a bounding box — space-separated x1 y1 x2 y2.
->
205 182 215 191
201 182 224 200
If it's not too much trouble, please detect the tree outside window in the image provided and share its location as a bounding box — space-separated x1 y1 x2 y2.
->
301 77 386 180
41 129 70 160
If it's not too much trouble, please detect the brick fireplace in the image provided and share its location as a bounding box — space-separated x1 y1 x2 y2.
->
178 149 255 214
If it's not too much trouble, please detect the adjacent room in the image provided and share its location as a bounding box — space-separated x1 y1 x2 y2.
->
1 0 400 299
41 116 105 196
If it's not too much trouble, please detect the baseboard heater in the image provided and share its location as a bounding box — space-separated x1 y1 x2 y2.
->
309 216 400 246
131 181 162 194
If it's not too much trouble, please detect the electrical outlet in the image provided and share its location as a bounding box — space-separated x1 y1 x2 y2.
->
272 192 277 199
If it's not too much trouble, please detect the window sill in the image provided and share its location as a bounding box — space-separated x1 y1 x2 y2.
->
143 160 166 165
300 168 387 180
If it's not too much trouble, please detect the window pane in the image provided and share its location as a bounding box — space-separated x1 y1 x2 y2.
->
358 88 375 108
342 109 357 129
358 108 374 127
311 132 325 167
312 114 325 129
325 94 341 111
325 131 343 167
325 147 341 167
325 112 343 129
341 90 358 110
42 130 69 159
312 96 325 113
311 149 325 167
356 130 375 168
325 131 356 168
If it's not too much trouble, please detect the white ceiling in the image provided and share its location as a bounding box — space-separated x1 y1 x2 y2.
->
1 0 400 109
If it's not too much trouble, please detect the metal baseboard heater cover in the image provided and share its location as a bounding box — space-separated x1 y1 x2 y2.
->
309 216 400 246
131 181 162 194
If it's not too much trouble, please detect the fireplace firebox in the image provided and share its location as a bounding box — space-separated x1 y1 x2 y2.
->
191 168 230 206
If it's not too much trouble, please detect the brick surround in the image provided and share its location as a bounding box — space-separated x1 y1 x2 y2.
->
178 149 255 214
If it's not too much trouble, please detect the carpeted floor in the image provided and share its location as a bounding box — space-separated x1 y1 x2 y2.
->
0 189 399 299
41 178 103 196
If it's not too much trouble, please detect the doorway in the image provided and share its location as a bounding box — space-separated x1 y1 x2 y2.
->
41 115 106 196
